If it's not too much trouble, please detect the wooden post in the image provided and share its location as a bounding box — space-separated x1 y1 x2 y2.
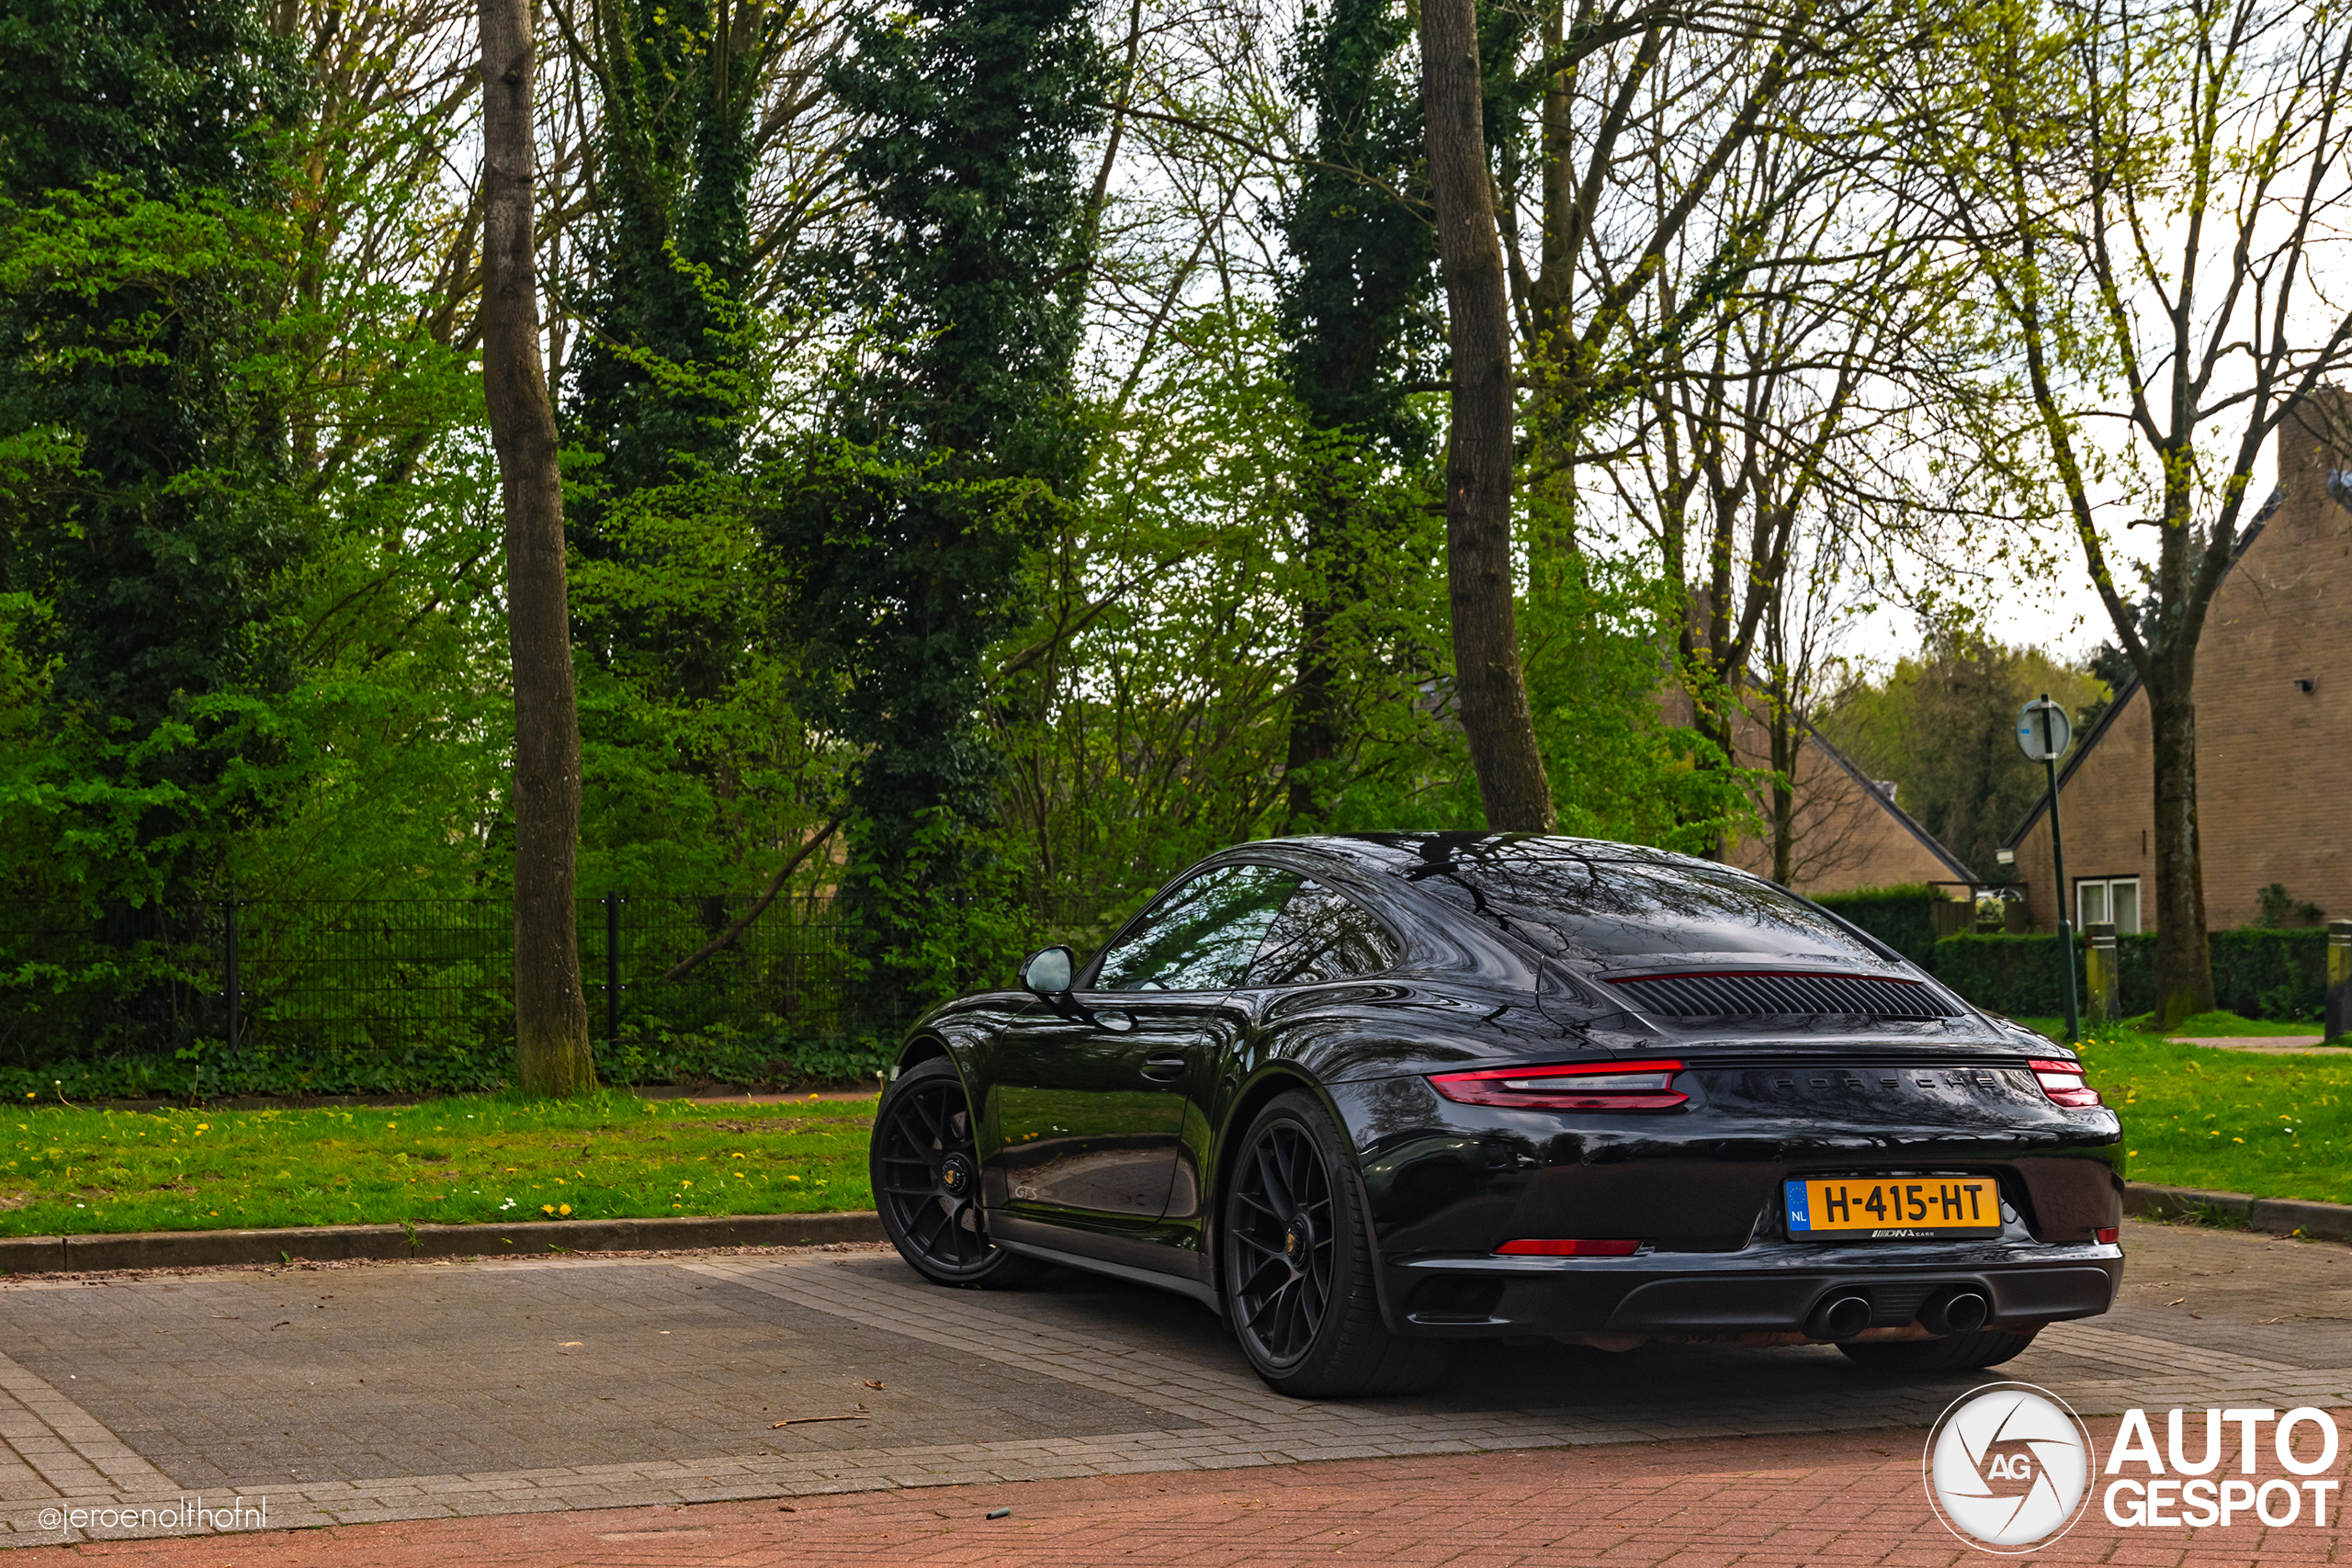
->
2328 919 2351 1043
2085 921 2119 1027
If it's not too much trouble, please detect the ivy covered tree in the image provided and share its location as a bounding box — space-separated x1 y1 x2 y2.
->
1274 0 1440 828
562 0 766 708
0 1 308 903
764 0 1107 1025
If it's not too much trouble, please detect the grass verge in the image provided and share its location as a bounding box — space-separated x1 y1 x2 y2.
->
0 1091 875 1236
2020 1021 2352 1202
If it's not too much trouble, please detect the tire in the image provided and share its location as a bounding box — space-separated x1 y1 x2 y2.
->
1838 1326 2041 1374
1220 1089 1454 1398
871 1057 1048 1290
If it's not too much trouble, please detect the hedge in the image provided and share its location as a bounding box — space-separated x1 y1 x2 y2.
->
1812 885 1954 966
1927 928 2328 1021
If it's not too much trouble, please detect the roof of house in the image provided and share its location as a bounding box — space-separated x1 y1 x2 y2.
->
1802 721 1978 884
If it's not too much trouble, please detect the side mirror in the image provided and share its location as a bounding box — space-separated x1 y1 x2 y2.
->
1019 945 1076 998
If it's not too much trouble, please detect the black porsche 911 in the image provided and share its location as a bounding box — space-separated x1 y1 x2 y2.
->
867 831 2123 1398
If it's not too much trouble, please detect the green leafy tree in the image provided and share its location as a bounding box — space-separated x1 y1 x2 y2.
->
561 0 767 708
764 0 1107 1026
1275 0 1441 828
0 2 308 907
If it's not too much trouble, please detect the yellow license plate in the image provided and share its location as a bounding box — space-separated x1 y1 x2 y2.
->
1784 1176 2002 1240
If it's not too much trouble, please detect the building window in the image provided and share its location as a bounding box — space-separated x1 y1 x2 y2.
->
2077 877 2143 933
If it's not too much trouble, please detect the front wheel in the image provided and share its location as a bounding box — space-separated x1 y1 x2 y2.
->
1838 1327 2040 1373
1221 1090 1453 1397
871 1057 1046 1289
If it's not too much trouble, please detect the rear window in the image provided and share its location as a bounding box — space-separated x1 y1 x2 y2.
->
1394 842 1886 964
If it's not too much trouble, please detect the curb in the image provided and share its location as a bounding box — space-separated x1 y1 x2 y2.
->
2125 1181 2352 1243
0 1211 886 1274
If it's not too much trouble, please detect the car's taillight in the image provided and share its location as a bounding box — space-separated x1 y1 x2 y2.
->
1428 1059 1688 1111
1495 1238 1640 1257
2028 1058 2102 1108
2097 1227 2120 1245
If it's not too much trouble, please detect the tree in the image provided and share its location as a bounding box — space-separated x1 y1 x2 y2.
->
1275 0 1439 828
767 0 1107 1025
0 1 310 905
1905 0 2352 1024
1419 0 1554 829
481 0 595 1095
561 0 763 527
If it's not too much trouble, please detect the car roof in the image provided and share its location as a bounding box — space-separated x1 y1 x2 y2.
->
1249 831 1734 882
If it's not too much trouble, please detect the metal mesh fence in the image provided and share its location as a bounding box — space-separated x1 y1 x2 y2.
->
0 890 1133 1072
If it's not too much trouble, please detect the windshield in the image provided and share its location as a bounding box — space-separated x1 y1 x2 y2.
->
1387 836 1887 965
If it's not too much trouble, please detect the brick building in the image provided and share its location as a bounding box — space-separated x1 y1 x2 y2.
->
2000 409 2352 933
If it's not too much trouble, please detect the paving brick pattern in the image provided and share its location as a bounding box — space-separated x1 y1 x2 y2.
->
35 1421 2352 1566
0 1219 2345 1550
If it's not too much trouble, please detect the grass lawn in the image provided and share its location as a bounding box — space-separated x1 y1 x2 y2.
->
2013 1013 2352 1201
0 1092 876 1237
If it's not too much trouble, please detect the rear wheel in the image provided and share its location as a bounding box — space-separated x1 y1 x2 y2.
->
1221 1090 1453 1397
1838 1327 2040 1373
872 1057 1046 1289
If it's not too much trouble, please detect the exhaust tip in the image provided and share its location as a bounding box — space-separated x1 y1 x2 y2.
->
1808 1293 1872 1340
1924 1289 1992 1336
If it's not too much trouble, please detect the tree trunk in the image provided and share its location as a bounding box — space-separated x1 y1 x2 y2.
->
1770 700 1797 886
1420 0 1555 832
1283 461 1347 829
481 0 596 1097
2145 668 2215 1028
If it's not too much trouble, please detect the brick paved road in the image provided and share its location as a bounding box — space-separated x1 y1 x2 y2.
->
0 1219 2346 1554
35 1419 2352 1565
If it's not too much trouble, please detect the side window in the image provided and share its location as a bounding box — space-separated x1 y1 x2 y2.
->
1092 866 1301 991
1247 879 1398 987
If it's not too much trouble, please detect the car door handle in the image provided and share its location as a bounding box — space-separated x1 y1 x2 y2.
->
1141 1054 1188 1081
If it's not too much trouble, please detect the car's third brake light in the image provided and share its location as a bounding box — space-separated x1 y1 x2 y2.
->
1429 1059 1687 1111
2028 1058 2102 1108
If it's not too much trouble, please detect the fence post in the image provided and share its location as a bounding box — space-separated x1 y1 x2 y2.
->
2084 922 2118 1027
224 896 240 1054
2329 919 2352 1043
605 892 622 1049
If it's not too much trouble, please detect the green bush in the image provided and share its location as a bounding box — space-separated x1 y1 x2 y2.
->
2212 930 2330 1021
1929 928 2324 1021
1811 885 1953 966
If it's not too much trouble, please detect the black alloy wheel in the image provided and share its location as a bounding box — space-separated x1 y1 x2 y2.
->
1229 1118 1336 1366
872 1057 1043 1289
1220 1090 1453 1397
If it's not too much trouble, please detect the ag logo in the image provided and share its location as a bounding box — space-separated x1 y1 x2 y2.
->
1924 1382 2096 1552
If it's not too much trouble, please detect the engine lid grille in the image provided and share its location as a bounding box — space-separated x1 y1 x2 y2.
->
1603 970 1962 1021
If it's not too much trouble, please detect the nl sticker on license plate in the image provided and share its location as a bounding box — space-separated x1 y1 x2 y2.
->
1784 1176 2003 1240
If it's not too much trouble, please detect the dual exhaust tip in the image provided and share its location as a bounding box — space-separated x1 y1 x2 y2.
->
1806 1287 1991 1341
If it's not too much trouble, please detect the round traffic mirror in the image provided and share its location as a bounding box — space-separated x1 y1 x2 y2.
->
2016 697 2074 762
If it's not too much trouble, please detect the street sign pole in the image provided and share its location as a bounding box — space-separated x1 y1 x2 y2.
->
2043 748 2079 1045
2021 693 2082 1044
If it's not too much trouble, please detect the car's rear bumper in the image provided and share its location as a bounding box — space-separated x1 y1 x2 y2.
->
1380 1235 2123 1339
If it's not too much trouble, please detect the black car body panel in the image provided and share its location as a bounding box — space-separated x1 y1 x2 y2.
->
896 832 2124 1344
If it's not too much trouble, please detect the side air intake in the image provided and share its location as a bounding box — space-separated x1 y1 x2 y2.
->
1603 971 1962 1021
